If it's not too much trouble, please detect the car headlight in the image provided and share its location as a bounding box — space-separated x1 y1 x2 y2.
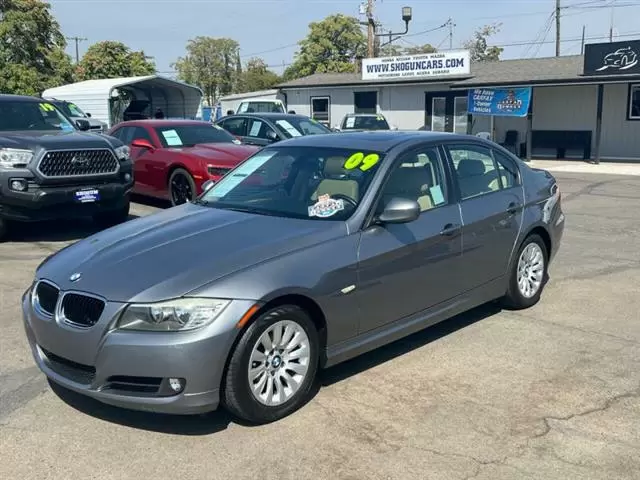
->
115 298 231 332
0 148 33 168
114 145 130 161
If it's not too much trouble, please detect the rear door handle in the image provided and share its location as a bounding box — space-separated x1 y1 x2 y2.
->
440 223 461 236
507 202 522 214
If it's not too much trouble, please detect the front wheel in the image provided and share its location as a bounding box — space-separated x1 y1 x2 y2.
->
169 168 197 206
502 234 548 310
223 305 319 424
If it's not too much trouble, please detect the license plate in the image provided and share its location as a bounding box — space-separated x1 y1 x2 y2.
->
75 189 100 203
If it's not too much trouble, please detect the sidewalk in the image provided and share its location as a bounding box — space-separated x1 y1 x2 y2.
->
529 159 640 176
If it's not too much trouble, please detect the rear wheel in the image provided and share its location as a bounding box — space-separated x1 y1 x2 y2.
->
502 234 548 310
223 305 319 424
169 168 196 206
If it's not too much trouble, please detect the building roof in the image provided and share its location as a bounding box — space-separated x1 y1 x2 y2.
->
219 89 279 101
277 54 640 89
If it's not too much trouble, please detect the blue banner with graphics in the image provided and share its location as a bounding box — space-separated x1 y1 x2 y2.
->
467 87 532 117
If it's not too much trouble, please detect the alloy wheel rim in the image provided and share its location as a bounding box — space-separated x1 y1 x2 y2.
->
247 320 311 407
517 243 545 298
171 174 192 205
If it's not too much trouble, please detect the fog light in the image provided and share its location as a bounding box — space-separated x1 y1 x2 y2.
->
168 377 185 393
10 179 27 191
124 173 132 182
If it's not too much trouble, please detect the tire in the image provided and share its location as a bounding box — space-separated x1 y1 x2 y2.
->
223 305 320 424
169 168 197 206
93 198 130 227
0 217 9 242
502 234 549 310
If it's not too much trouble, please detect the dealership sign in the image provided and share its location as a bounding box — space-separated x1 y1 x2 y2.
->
362 50 471 81
583 40 640 76
467 87 532 117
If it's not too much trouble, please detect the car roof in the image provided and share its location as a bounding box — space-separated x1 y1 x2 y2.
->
275 130 471 152
222 113 308 120
344 113 386 118
0 94 43 103
112 119 212 128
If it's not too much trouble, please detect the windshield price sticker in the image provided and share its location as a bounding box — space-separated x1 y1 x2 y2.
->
343 152 380 172
39 103 55 112
208 151 276 197
161 129 183 146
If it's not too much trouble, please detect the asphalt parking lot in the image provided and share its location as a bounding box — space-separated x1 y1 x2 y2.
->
1 172 639 480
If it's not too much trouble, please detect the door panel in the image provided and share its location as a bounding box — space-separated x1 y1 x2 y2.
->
355 144 464 333
445 143 524 292
431 97 447 132
130 126 156 195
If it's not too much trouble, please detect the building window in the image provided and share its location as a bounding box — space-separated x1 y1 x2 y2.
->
628 84 640 120
310 97 330 125
354 91 377 114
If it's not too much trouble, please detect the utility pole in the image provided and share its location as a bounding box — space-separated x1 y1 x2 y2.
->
555 0 561 57
366 0 375 58
66 36 87 63
447 18 455 50
609 1 615 42
580 25 586 54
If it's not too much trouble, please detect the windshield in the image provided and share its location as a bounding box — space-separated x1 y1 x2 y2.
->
273 118 332 138
0 101 76 132
154 124 238 147
200 146 385 221
342 115 390 130
239 101 285 113
54 101 86 118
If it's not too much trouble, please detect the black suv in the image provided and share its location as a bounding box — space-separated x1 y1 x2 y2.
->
0 94 134 240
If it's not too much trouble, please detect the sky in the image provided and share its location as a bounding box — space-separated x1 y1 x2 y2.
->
48 0 640 77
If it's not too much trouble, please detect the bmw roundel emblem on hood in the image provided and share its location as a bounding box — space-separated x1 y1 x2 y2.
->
69 272 82 282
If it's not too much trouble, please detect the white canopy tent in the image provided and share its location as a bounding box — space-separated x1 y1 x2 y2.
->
42 76 204 128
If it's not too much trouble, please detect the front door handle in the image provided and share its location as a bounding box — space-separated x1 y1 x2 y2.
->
440 223 461 236
507 202 522 214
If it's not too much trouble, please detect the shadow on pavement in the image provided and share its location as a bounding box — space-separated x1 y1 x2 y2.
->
50 302 501 435
6 215 140 243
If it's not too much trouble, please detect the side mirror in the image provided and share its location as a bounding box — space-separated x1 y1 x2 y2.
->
201 179 215 193
266 130 278 142
75 119 91 131
378 197 420 224
86 113 92 118
131 138 154 150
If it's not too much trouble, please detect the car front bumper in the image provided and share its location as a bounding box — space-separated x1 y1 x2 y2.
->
0 170 134 222
22 288 254 415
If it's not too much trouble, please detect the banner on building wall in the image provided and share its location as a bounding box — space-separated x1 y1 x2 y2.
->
361 50 470 81
467 87 532 117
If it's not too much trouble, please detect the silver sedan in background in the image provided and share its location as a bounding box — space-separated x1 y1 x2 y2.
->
22 131 564 424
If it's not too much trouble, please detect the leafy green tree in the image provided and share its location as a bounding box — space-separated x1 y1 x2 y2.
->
463 23 503 62
404 44 438 55
239 58 280 92
0 0 73 94
75 41 155 80
283 14 366 80
173 36 241 105
378 43 404 57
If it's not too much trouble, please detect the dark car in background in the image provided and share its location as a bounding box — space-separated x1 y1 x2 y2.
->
109 119 259 205
215 112 332 146
23 130 564 424
45 98 108 133
0 94 133 240
337 113 393 132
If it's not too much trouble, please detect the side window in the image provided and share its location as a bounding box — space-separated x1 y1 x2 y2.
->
221 117 247 136
133 126 153 143
247 119 277 140
447 144 501 200
379 146 448 213
110 127 124 141
492 150 520 189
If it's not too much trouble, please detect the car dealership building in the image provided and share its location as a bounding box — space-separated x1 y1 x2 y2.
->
277 39 640 162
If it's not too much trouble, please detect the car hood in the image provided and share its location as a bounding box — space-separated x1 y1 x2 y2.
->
0 131 118 149
37 202 347 303
173 143 260 166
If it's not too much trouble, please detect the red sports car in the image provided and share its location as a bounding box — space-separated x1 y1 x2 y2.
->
108 120 260 205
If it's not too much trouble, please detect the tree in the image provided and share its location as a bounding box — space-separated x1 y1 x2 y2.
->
75 41 155 80
463 23 503 62
378 43 437 58
173 36 240 105
239 58 280 92
0 0 74 95
283 14 366 80
404 44 438 55
378 44 404 57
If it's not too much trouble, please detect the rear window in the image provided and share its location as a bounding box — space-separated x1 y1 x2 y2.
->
238 102 285 113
